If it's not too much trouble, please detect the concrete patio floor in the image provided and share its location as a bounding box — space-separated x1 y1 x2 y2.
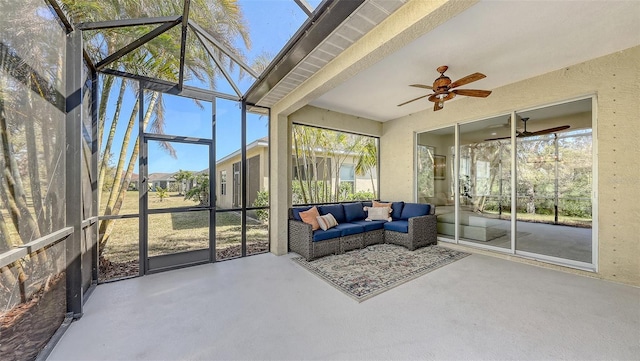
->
48 247 639 360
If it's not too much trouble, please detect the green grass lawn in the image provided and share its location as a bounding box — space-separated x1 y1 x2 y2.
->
100 191 268 263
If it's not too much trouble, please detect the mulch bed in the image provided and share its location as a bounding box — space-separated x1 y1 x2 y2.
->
99 241 270 281
99 256 139 282
216 241 269 260
0 273 66 361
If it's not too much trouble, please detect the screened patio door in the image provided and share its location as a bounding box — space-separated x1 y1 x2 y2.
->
142 137 214 273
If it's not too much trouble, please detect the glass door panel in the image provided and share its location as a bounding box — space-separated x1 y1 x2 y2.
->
458 116 512 249
416 126 456 240
515 99 593 264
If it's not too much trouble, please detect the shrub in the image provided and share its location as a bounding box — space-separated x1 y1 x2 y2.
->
156 186 168 202
252 190 269 222
185 174 209 206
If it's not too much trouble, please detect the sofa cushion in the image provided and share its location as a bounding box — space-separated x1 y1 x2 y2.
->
352 220 386 232
362 201 373 207
400 203 431 220
291 206 312 221
312 228 342 242
316 213 338 231
299 206 320 230
391 201 405 220
343 202 366 222
334 223 365 237
317 204 346 223
384 220 409 233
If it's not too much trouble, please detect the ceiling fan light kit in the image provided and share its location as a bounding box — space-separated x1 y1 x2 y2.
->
398 65 492 111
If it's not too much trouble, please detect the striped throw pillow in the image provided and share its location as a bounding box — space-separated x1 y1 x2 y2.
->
316 213 338 231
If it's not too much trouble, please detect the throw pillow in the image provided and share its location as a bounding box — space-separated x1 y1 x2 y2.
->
299 206 320 230
372 200 391 208
316 213 338 231
364 206 392 222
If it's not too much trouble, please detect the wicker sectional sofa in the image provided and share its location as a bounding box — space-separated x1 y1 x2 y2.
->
288 201 437 261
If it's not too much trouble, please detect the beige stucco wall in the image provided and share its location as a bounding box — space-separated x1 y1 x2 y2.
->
289 105 383 137
381 46 640 286
216 146 268 209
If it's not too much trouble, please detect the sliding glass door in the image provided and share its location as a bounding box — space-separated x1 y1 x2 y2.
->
416 126 455 240
458 116 512 250
416 97 595 269
515 100 593 264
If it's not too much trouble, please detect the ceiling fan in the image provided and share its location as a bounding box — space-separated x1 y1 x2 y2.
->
397 65 492 111
484 117 570 141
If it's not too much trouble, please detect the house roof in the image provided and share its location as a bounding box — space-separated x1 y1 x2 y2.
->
216 136 269 165
147 173 175 182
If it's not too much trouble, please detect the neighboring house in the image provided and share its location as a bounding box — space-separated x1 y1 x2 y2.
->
215 137 378 209
147 173 176 192
215 137 270 209
128 173 139 191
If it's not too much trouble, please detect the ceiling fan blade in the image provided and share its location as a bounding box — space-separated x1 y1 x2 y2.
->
397 94 430 107
449 72 486 89
452 89 492 98
410 84 433 90
529 125 571 136
434 101 443 111
484 135 511 141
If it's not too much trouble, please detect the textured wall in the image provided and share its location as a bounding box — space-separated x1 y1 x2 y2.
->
381 46 640 285
289 105 382 137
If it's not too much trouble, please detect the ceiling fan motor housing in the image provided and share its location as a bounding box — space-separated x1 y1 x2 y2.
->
428 66 456 103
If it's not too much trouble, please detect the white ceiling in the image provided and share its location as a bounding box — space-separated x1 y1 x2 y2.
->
309 0 640 122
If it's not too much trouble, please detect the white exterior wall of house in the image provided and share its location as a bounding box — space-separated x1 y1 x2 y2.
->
269 0 640 286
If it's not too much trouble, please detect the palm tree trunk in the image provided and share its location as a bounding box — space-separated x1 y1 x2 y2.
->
0 203 11 252
98 79 126 201
0 96 41 243
369 172 376 199
99 92 158 252
25 75 45 234
97 74 114 141
292 128 308 204
300 130 313 203
103 94 141 215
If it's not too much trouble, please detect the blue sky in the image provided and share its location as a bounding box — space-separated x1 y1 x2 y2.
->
101 0 321 174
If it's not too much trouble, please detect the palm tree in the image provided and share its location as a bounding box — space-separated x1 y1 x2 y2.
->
355 138 378 199
59 0 252 256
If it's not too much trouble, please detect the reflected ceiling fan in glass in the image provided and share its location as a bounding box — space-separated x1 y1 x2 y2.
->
484 117 570 141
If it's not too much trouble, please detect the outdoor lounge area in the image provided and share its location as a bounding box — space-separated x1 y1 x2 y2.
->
1 1 640 360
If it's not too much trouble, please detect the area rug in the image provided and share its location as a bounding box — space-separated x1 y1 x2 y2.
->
292 244 470 302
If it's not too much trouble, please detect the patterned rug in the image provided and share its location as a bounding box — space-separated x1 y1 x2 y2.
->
292 244 470 302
